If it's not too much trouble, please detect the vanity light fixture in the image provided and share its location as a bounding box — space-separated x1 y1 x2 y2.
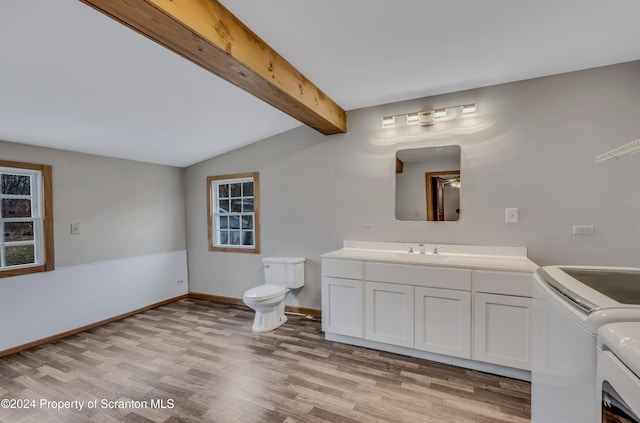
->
382 115 396 128
406 112 420 125
434 108 448 119
418 111 435 126
462 103 477 115
382 103 477 129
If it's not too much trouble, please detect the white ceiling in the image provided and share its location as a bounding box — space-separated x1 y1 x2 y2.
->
1 1 639 167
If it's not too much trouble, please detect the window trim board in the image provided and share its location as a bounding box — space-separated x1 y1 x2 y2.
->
206 172 260 254
0 160 54 278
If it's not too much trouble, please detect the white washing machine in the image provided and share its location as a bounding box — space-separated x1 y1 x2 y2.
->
597 322 640 422
532 266 640 423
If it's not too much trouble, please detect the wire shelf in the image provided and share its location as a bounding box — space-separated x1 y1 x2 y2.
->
595 139 640 163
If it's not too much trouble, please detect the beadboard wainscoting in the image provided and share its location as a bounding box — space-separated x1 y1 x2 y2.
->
0 250 188 353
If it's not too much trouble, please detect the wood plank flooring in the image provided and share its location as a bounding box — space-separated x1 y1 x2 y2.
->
0 299 530 422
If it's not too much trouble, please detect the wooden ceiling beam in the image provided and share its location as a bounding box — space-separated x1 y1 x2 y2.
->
80 0 347 135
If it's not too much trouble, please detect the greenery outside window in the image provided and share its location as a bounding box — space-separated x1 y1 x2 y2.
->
207 172 260 253
0 160 54 277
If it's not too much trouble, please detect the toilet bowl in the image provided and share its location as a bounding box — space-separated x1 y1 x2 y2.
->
243 285 288 332
242 257 305 332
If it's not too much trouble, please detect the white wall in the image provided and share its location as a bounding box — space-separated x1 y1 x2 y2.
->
443 183 459 221
0 141 188 351
185 61 640 310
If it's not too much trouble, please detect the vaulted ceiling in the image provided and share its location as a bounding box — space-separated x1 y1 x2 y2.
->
1 1 639 167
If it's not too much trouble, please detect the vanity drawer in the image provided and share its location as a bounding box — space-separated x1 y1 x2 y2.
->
322 259 364 280
366 262 471 291
475 270 533 297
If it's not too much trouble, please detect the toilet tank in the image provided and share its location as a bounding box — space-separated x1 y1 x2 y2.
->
263 257 305 289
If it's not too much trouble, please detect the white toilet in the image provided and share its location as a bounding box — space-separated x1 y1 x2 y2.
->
242 257 305 332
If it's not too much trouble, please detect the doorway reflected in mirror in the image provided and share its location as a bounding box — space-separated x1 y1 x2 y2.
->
396 145 460 222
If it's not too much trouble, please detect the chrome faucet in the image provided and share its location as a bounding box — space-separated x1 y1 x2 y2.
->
433 245 442 255
419 242 425 254
408 246 414 254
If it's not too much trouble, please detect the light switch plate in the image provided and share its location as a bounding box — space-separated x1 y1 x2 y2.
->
71 223 80 234
505 208 518 223
573 225 595 235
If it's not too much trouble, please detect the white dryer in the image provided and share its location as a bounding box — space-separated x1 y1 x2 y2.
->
532 266 640 423
597 322 640 422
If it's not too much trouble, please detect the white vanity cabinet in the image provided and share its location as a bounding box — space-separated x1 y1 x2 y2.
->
321 241 538 381
365 281 414 347
321 259 364 338
473 270 533 370
365 262 472 356
415 287 471 359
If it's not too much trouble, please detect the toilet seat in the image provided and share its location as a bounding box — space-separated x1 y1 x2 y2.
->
243 284 287 300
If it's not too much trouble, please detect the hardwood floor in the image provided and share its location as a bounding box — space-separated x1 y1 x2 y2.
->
0 299 530 422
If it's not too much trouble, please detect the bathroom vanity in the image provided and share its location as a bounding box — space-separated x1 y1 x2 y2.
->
321 241 538 380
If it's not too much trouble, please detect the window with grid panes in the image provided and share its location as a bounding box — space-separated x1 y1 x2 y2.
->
207 172 260 253
0 161 54 277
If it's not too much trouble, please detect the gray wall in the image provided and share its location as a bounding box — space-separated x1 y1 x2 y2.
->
185 61 640 311
0 141 186 267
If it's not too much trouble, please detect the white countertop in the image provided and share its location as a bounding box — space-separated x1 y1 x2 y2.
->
322 241 537 272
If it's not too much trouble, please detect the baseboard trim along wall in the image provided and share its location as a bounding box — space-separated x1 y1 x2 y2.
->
0 250 189 354
0 293 321 358
0 262 324 358
0 294 188 358
188 292 322 317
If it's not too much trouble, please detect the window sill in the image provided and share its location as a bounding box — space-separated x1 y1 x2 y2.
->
0 264 52 278
209 246 260 254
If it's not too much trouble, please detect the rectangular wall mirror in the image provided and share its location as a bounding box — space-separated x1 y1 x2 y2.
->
395 145 461 221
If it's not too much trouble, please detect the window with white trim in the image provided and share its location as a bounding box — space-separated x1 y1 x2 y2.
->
0 160 54 277
207 172 260 253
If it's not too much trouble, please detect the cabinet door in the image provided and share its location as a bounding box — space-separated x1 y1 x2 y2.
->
365 282 414 348
321 277 363 337
474 293 532 370
414 287 471 359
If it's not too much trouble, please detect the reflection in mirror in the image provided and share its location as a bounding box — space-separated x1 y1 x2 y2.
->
395 145 460 221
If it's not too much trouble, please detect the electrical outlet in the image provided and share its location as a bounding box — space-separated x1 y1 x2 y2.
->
573 225 595 235
177 280 184 285
70 223 80 234
505 208 518 223
361 224 373 231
